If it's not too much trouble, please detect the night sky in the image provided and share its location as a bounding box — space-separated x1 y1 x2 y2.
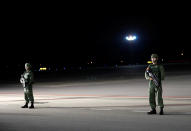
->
1 4 191 67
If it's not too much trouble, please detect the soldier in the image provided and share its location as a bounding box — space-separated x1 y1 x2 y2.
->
145 54 165 115
20 63 34 109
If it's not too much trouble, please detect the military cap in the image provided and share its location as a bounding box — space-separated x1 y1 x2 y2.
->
151 54 158 58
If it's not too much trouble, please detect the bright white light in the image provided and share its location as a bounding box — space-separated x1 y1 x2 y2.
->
125 35 137 41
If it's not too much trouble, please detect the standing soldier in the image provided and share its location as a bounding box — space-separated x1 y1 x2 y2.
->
145 54 165 115
20 63 34 109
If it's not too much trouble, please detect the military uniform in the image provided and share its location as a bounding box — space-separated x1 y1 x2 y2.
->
20 63 34 109
145 54 165 115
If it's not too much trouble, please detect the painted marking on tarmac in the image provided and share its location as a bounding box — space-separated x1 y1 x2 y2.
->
132 110 148 113
1 93 191 100
90 108 113 111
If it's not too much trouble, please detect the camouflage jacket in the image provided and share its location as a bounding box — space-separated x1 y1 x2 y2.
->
22 70 34 88
145 64 165 87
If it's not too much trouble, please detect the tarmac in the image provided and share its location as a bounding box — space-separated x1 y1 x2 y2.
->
0 64 191 131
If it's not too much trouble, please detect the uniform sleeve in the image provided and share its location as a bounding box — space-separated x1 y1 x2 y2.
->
160 65 165 80
28 72 34 85
145 66 150 80
23 72 29 83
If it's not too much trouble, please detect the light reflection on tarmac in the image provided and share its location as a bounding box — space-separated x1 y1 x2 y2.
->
0 64 191 131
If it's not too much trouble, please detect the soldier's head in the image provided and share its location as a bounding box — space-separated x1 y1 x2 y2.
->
151 54 158 64
25 63 31 71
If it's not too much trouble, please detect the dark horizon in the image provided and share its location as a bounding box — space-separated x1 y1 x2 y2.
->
1 6 191 67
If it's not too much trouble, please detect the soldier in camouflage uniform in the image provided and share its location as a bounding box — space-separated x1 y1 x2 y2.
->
145 54 165 115
20 63 34 109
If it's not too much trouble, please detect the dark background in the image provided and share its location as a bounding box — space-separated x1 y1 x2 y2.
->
1 3 191 75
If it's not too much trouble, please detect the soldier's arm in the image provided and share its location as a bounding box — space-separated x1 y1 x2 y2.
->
145 66 150 80
22 72 28 83
160 65 165 80
28 72 34 85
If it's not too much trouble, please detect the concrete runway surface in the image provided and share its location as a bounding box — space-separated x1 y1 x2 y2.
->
0 64 191 131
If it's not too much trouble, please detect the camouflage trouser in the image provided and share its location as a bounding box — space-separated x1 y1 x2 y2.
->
149 85 164 109
24 87 34 103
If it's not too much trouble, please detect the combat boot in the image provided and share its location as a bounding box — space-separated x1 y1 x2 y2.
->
21 102 28 108
29 102 34 109
147 108 156 115
159 107 164 115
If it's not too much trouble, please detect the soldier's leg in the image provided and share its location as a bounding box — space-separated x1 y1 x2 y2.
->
148 86 157 114
28 88 34 109
149 87 156 109
28 88 34 102
157 87 164 115
21 88 29 108
157 87 164 108
24 88 30 103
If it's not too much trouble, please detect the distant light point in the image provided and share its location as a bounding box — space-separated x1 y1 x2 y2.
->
125 35 137 41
